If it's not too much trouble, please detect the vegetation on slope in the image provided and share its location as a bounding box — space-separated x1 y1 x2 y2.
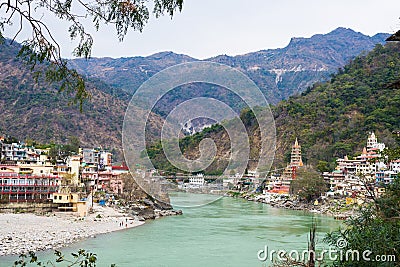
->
147 42 400 174
70 28 388 107
0 42 164 161
274 42 400 168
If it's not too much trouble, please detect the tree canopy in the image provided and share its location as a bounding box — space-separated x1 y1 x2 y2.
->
324 176 400 266
0 0 184 109
290 166 328 202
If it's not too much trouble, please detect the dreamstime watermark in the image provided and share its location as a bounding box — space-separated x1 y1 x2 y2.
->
257 238 397 263
122 61 276 207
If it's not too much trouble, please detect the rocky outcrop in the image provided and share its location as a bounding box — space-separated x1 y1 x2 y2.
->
118 197 182 222
227 191 358 218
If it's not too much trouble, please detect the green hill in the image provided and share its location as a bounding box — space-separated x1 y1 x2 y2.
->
146 42 400 173
273 42 400 168
0 41 164 161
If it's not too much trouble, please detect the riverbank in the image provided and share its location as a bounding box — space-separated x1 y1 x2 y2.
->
0 193 341 267
0 195 182 257
0 204 146 256
227 191 359 219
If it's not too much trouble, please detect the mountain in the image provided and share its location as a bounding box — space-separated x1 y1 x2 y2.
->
0 41 164 161
0 28 392 165
272 42 400 168
68 51 196 96
69 28 390 105
146 42 400 173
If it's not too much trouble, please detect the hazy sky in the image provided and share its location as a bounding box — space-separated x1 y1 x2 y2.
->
4 0 400 59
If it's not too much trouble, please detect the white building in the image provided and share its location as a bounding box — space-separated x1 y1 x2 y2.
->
367 132 385 152
390 160 400 174
189 174 205 187
99 151 112 169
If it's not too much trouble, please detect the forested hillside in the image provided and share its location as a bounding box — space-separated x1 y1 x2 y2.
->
274 42 400 168
0 42 163 161
147 42 400 173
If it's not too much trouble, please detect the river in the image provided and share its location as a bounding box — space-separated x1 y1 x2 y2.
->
1 193 340 266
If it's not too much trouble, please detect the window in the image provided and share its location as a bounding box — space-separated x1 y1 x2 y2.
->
54 196 57 200
58 196 62 200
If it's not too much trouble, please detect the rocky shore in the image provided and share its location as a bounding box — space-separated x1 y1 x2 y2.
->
117 198 183 221
0 202 182 257
227 191 358 219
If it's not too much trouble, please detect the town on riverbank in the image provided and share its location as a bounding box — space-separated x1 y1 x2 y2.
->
0 137 182 256
167 132 400 219
0 131 399 256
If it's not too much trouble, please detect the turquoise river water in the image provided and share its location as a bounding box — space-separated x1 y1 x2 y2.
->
1 193 341 266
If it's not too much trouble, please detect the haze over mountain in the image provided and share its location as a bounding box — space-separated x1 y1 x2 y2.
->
69 27 389 104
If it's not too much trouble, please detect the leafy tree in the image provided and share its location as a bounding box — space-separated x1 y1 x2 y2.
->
324 176 400 266
0 0 184 109
13 249 116 267
62 172 78 186
316 160 331 173
3 136 19 144
48 144 75 163
25 138 37 147
290 167 328 202
381 146 400 164
64 135 80 154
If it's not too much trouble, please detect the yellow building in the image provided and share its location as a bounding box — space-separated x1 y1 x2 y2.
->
67 155 81 185
20 164 54 176
52 187 88 217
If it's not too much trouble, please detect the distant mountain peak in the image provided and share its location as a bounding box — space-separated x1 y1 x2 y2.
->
148 51 196 61
329 27 357 34
149 51 175 57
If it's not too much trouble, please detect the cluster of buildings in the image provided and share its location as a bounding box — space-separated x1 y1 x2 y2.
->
0 137 129 206
323 132 398 197
164 132 399 199
2 131 397 207
264 132 399 198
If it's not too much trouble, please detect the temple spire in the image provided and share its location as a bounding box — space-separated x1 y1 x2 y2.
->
290 138 303 167
294 138 299 148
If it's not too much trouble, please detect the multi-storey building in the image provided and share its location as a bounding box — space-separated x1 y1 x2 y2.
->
0 137 129 198
389 159 400 174
290 138 303 167
375 171 397 185
325 132 394 197
189 174 205 187
82 148 99 165
99 151 112 170
0 172 61 202
1 143 27 162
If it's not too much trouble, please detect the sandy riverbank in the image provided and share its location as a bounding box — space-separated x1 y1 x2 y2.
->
0 204 144 256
